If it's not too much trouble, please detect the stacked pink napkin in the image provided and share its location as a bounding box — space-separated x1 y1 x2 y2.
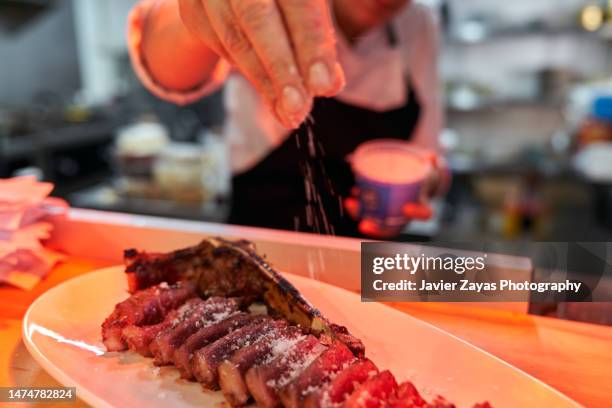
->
0 176 67 289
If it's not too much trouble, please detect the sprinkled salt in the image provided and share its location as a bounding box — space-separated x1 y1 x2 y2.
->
209 310 237 325
261 336 303 366
355 390 371 407
273 347 324 388
320 390 334 407
301 384 321 397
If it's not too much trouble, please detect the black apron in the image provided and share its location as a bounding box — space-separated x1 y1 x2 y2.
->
229 26 421 237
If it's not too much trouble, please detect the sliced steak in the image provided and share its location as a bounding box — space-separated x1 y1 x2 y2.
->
427 396 457 408
124 238 364 356
121 298 202 356
150 297 241 365
218 324 302 407
101 281 197 351
344 370 398 408
245 335 326 408
191 316 273 388
304 358 379 408
174 312 254 379
122 322 169 357
471 403 493 408
388 381 428 408
279 341 355 408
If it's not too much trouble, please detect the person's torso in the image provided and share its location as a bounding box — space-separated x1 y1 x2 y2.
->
229 23 423 236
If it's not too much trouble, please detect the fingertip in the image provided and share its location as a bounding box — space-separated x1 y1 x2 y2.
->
358 220 399 239
358 219 379 237
274 92 312 129
403 203 433 220
308 61 333 96
280 85 307 115
344 197 360 220
307 61 344 97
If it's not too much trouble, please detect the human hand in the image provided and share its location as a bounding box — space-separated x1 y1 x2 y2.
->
178 0 345 128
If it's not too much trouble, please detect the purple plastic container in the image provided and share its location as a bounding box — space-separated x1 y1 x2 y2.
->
351 140 431 232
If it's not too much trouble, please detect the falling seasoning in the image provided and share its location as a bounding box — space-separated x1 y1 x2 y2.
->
294 119 337 235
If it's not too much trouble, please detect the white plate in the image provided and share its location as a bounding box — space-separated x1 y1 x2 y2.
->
23 266 580 408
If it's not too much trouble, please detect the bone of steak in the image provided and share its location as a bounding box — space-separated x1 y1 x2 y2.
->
218 323 301 407
278 341 355 408
149 297 241 365
245 335 326 408
101 281 196 351
174 312 254 380
344 370 398 408
124 238 364 356
191 316 272 388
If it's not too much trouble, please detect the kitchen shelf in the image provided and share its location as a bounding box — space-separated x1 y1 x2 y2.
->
446 99 563 114
445 26 610 46
68 184 230 223
0 120 118 160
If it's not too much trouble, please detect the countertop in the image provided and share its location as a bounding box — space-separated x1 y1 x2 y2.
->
1 257 612 407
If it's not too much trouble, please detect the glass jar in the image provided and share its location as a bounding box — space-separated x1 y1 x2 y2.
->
153 143 207 203
114 121 169 198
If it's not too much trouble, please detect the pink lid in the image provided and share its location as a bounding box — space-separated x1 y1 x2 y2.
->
352 140 430 184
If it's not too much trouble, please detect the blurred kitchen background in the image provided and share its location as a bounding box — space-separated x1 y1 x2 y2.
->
2 0 612 242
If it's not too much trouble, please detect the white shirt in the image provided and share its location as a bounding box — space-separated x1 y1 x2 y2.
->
129 2 442 174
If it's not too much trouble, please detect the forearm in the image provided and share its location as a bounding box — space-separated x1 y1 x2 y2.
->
140 0 219 92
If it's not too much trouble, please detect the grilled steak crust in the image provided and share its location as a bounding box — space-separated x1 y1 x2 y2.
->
124 239 263 297
101 281 197 351
124 238 364 357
